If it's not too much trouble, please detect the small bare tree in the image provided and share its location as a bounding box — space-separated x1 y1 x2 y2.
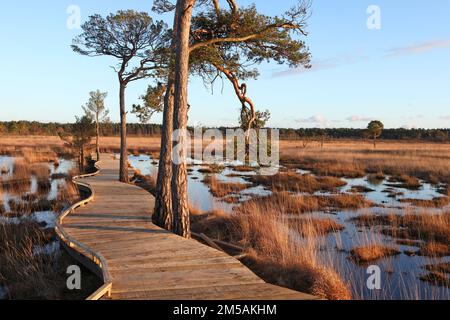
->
82 90 109 161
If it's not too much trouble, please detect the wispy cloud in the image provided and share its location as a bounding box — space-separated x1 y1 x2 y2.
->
273 39 450 78
296 114 329 127
272 53 368 78
386 39 450 57
440 115 450 121
346 115 376 123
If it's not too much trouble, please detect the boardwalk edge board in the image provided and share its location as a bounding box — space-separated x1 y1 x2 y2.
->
55 161 113 300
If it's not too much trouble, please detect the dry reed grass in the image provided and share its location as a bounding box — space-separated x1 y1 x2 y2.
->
425 262 450 273
386 175 422 190
350 245 400 263
231 165 255 172
0 221 60 299
289 217 344 237
203 175 249 198
418 242 449 257
0 221 101 299
237 191 373 215
191 200 352 300
235 205 351 300
352 210 449 266
398 197 450 208
280 140 450 185
248 172 347 193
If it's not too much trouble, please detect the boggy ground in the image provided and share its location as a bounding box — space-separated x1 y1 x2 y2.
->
3 137 450 299
279 140 450 187
0 151 102 299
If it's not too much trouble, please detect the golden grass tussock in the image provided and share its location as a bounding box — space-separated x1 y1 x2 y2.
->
191 209 241 243
289 216 344 237
350 245 400 263
314 194 373 210
231 165 255 172
353 211 450 244
203 175 249 198
197 164 225 174
191 200 352 300
236 208 351 300
243 251 352 300
249 172 347 194
418 242 450 257
237 192 373 215
398 197 450 208
386 175 422 190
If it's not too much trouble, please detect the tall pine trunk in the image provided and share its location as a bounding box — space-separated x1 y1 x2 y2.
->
154 4 180 231
171 0 195 238
154 77 175 230
119 84 129 183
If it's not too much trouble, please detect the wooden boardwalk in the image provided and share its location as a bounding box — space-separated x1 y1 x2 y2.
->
62 155 318 300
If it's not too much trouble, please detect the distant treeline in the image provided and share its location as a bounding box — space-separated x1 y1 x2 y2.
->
0 121 162 137
0 121 449 142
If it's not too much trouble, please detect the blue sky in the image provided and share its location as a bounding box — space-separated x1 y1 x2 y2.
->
0 0 449 129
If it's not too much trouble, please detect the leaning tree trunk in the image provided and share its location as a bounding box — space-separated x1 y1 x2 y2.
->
154 4 180 231
373 136 377 148
119 84 129 183
171 0 195 238
154 77 175 230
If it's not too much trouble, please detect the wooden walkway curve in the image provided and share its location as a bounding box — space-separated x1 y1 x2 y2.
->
62 155 318 300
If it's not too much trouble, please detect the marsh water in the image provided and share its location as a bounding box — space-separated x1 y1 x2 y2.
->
0 156 75 249
129 154 450 300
